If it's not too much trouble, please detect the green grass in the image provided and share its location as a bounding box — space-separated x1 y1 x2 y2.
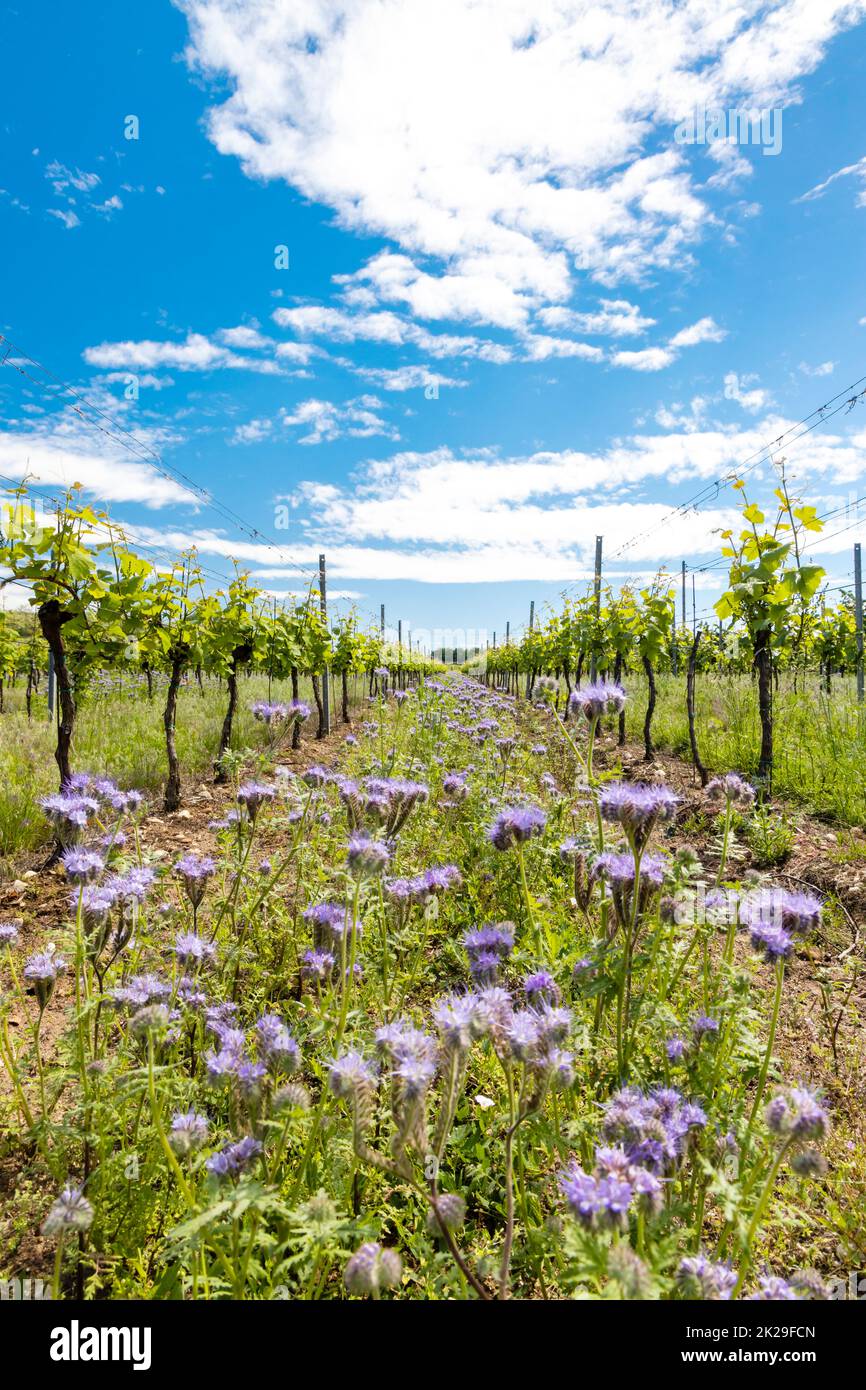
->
0 671 357 868
624 670 866 825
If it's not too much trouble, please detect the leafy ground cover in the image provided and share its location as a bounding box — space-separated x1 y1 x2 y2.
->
1 674 863 1301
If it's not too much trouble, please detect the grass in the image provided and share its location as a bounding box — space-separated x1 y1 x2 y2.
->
0 677 862 1301
624 670 866 825
0 671 354 870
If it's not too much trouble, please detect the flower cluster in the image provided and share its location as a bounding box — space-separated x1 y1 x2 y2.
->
488 803 546 851
706 772 756 807
741 887 822 964
463 923 514 983
568 681 626 721
599 782 679 850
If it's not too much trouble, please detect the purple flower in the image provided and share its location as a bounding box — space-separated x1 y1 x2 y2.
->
558 1163 633 1230
106 866 156 903
40 792 98 842
346 833 391 879
62 847 105 883
328 1050 378 1098
740 887 822 940
236 782 276 821
463 923 514 983
255 1014 301 1074
301 948 336 983
173 931 216 968
111 972 170 1009
301 765 332 788
168 1109 209 1156
304 902 350 949
749 921 795 963
205 1136 262 1178
568 681 627 721
706 772 756 807
24 950 66 1008
691 1013 719 1040
252 700 288 724
523 971 561 1005
665 1036 687 1062
41 1186 94 1236
746 1275 801 1301
344 1242 402 1296
432 993 479 1052
0 921 21 949
677 1254 737 1300
488 804 547 851
174 854 217 909
599 782 679 849
765 1087 829 1143
505 1011 541 1061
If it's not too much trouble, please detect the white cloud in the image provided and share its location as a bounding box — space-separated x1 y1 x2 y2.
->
231 417 274 445
520 335 604 362
99 372 176 391
536 299 655 337
796 155 866 205
177 0 864 330
0 414 195 510
47 208 81 230
83 331 283 375
723 371 771 412
351 365 465 392
218 323 272 350
102 409 866 586
668 316 727 349
273 300 512 361
799 360 835 377
280 396 399 444
611 346 675 372
45 162 100 195
93 194 124 216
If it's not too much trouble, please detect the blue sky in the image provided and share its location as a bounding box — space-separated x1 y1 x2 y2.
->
2 0 866 650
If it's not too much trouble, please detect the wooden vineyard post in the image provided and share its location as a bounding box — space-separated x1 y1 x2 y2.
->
855 543 864 704
319 553 331 736
590 535 602 680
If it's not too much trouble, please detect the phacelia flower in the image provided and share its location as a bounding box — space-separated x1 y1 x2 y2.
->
599 782 679 849
168 1109 209 1156
569 681 626 721
706 772 756 807
62 847 105 883
488 803 546 851
344 1242 402 1297
205 1136 263 1178
765 1087 829 1144
426 1192 467 1235
236 782 276 821
174 854 217 909
676 1253 737 1301
346 832 391 878
24 950 66 1009
42 1186 94 1236
173 931 216 968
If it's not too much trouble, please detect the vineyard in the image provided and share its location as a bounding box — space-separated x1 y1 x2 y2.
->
0 478 864 1305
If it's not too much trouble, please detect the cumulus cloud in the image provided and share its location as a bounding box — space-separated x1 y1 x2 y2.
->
280 396 399 444
176 0 864 331
83 331 284 375
0 406 196 510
